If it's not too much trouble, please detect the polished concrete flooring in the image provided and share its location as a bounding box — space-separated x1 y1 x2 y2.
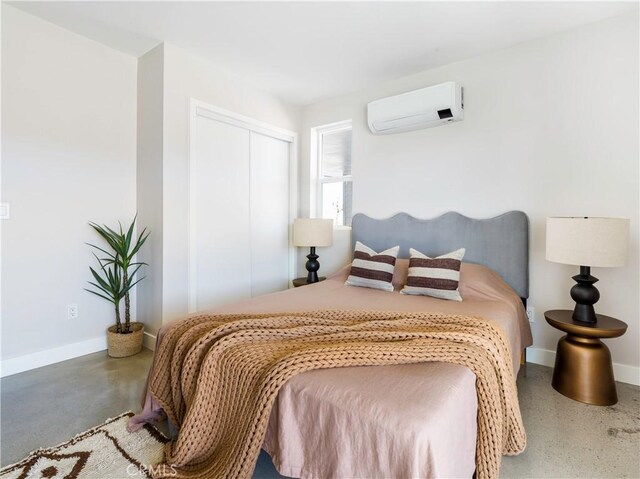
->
1 350 639 477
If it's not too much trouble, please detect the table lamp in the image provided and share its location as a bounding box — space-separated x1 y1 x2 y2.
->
546 217 629 323
293 218 333 283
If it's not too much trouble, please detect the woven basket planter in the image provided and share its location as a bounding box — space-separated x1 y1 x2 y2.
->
107 322 144 358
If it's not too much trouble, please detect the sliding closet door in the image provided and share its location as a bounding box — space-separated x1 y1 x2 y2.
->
190 101 294 313
192 116 251 311
250 132 291 296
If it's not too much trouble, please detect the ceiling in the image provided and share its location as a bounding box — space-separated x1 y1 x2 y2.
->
7 1 637 106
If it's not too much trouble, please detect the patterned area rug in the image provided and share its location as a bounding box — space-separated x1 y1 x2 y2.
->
0 412 168 479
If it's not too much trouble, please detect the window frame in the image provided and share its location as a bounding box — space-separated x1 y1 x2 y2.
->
310 119 353 228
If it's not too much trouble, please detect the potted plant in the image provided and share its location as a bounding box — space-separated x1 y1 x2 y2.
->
86 216 149 357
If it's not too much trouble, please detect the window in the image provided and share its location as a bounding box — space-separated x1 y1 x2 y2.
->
312 121 353 226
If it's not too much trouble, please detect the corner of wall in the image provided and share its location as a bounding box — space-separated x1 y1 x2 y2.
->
136 43 165 336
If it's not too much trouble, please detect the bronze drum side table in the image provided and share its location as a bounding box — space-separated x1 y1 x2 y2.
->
545 309 627 406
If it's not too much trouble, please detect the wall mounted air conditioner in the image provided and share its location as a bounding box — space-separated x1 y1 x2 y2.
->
367 81 463 134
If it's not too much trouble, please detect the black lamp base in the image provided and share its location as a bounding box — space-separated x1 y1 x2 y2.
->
570 266 600 323
305 246 321 283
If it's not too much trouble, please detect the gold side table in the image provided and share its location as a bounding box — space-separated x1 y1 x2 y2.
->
545 309 627 406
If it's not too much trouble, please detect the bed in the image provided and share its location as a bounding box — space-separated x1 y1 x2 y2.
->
131 211 532 478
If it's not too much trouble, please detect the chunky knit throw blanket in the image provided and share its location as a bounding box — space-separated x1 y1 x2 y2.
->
144 310 526 479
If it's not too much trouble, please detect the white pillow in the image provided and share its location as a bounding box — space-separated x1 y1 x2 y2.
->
345 242 400 292
400 248 465 301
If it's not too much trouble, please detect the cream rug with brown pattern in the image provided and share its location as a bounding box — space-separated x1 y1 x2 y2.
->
0 412 168 479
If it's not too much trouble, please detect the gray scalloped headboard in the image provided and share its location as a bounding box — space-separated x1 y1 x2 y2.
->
351 211 529 299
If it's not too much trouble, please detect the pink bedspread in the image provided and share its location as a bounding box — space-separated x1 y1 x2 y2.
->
133 261 531 478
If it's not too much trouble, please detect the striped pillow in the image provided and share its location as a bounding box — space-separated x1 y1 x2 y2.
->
345 242 400 292
400 248 465 301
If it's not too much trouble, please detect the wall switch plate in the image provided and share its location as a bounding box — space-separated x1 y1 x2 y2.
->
68 303 78 320
526 306 535 323
0 203 10 219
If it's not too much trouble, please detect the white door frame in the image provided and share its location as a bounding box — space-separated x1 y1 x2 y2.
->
188 98 298 313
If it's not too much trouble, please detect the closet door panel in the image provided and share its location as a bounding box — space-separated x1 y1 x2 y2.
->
192 116 251 311
250 132 290 296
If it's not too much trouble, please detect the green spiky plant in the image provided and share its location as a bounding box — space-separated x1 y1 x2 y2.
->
86 216 150 334
86 256 128 332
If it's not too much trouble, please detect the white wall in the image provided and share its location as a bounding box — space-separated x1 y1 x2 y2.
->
159 43 301 324
1 6 137 364
299 13 639 372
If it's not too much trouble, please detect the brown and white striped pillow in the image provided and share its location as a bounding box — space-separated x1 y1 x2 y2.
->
345 242 400 292
400 248 465 301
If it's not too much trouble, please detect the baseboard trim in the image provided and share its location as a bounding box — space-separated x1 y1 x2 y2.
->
143 331 157 351
526 347 639 386
0 336 107 378
1 331 159 378
525 347 556 368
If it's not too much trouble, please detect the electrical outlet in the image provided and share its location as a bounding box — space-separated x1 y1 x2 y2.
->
526 306 535 323
67 303 78 320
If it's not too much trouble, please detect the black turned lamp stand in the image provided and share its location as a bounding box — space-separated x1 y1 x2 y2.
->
305 246 321 283
570 265 600 323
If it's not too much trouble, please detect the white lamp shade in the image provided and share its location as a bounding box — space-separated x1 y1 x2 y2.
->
293 218 333 247
546 217 629 267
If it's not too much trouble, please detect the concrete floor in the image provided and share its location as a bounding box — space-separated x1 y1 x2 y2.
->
1 350 639 478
